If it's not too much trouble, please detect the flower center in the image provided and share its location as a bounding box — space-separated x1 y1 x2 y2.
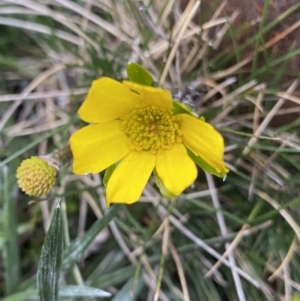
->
120 105 182 154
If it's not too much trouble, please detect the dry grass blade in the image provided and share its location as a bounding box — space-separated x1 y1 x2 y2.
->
205 173 246 301
2 0 300 299
0 88 88 102
236 80 298 165
0 16 81 44
256 190 300 242
153 215 170 301
0 64 66 131
169 241 191 301
157 202 260 288
268 236 297 282
159 0 200 85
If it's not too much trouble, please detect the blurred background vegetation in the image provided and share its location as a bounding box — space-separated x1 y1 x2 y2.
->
1 0 300 300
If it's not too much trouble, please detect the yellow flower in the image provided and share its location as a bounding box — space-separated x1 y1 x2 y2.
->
70 77 228 205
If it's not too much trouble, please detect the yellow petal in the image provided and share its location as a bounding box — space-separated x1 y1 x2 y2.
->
180 114 228 173
78 77 141 123
106 151 155 205
123 80 172 110
156 143 197 195
70 121 129 174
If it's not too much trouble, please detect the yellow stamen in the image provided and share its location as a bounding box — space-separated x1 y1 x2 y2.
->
120 105 182 154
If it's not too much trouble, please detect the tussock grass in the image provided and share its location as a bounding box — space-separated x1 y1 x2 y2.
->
1 0 300 300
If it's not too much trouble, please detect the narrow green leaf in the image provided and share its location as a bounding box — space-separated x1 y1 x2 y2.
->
0 119 78 168
2 166 20 294
153 170 176 198
59 285 111 297
2 286 111 301
172 100 195 115
1 288 38 301
126 1 152 43
103 163 117 186
127 63 154 86
92 265 136 288
62 205 120 270
37 203 63 301
187 149 227 178
0 56 36 76
111 277 143 301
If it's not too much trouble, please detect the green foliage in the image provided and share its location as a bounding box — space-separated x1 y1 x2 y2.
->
127 63 154 86
1 0 300 300
37 204 63 301
153 170 176 198
62 205 120 270
103 163 117 187
187 149 227 178
172 100 195 115
2 166 20 295
2 286 111 301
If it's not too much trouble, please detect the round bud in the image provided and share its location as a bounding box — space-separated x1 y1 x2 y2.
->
16 156 58 197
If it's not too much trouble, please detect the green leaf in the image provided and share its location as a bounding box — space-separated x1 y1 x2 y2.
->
127 63 154 86
37 203 63 301
62 205 120 270
153 171 176 198
2 166 20 294
111 277 143 301
59 285 111 298
1 288 37 301
2 286 111 301
187 149 227 178
103 163 117 186
172 100 197 116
